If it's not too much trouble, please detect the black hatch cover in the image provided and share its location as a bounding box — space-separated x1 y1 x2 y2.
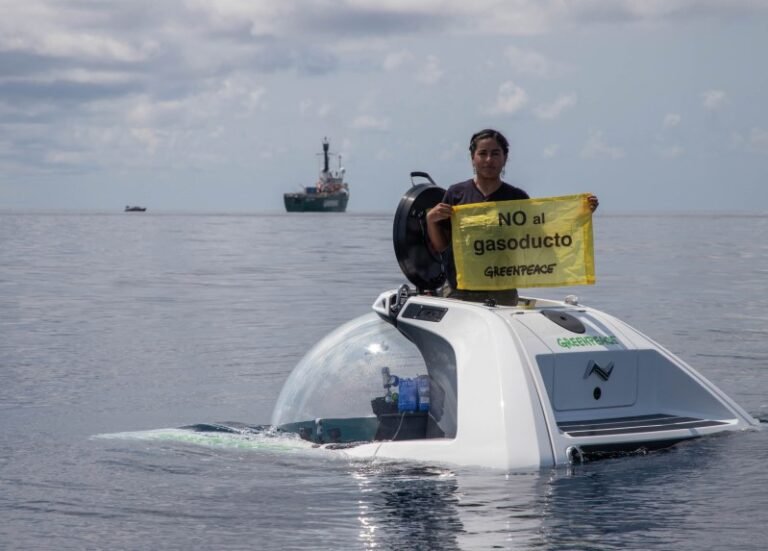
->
393 174 446 292
541 309 586 334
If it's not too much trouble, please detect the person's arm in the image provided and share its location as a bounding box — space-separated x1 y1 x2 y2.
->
426 203 453 253
587 194 599 212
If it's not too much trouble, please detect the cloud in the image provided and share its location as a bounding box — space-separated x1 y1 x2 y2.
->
553 0 768 27
179 1 768 43
491 81 528 115
130 127 161 154
504 46 560 77
415 55 443 84
581 130 625 159
748 127 768 153
0 21 158 64
732 127 768 154
316 103 332 118
542 144 560 158
44 149 89 166
658 144 684 158
383 49 414 71
663 113 682 128
293 3 449 37
701 89 727 110
244 87 266 112
351 114 390 131
0 64 142 107
299 99 332 118
1 0 767 210
126 97 184 126
126 75 266 127
534 94 577 120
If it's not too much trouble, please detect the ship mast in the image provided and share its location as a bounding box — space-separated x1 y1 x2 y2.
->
322 137 330 175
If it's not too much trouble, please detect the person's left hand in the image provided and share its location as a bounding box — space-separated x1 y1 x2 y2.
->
587 194 599 212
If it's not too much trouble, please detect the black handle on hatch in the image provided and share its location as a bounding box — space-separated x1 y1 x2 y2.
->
409 171 437 187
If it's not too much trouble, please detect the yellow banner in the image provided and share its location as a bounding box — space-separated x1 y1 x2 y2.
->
452 194 595 290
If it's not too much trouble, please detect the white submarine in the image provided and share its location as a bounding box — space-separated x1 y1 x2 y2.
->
271 175 759 470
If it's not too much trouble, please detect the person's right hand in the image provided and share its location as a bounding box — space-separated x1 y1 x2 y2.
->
426 203 452 223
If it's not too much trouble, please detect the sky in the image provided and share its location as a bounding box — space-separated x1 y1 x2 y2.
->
1 0 767 213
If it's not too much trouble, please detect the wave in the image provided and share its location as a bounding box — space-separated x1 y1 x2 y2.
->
92 422 320 455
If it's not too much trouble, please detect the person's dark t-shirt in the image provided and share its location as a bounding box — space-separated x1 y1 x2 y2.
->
438 179 529 290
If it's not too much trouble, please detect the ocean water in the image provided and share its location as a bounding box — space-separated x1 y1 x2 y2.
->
1 209 767 550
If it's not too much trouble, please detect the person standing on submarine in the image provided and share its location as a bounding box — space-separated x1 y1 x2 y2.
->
426 128 599 305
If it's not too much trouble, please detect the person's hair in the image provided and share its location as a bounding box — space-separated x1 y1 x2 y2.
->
469 129 510 156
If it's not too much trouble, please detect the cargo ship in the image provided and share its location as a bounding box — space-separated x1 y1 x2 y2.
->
284 138 349 213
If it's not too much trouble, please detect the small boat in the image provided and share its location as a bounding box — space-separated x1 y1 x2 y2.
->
270 173 759 470
284 138 349 213
124 205 147 212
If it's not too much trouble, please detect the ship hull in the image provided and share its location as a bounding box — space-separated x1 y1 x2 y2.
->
284 192 349 213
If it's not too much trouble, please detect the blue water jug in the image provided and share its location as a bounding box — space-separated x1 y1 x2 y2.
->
398 378 418 412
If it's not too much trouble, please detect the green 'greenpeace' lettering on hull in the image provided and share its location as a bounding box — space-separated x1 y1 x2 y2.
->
557 335 620 349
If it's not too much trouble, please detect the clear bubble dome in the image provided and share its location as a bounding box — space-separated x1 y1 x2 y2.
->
271 313 425 426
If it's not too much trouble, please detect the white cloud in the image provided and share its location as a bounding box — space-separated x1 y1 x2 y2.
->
180 0 765 36
658 144 684 158
183 2 292 37
299 99 313 114
733 127 768 154
504 46 560 77
415 55 443 84
491 81 528 115
383 49 414 71
316 103 332 118
7 68 136 86
299 99 331 118
702 89 727 110
2 0 768 211
581 130 625 159
663 113 682 128
8 31 157 63
542 144 560 158
351 115 391 131
130 127 161 154
245 88 267 112
45 149 88 165
748 127 768 153
534 94 577 120
126 97 184 126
